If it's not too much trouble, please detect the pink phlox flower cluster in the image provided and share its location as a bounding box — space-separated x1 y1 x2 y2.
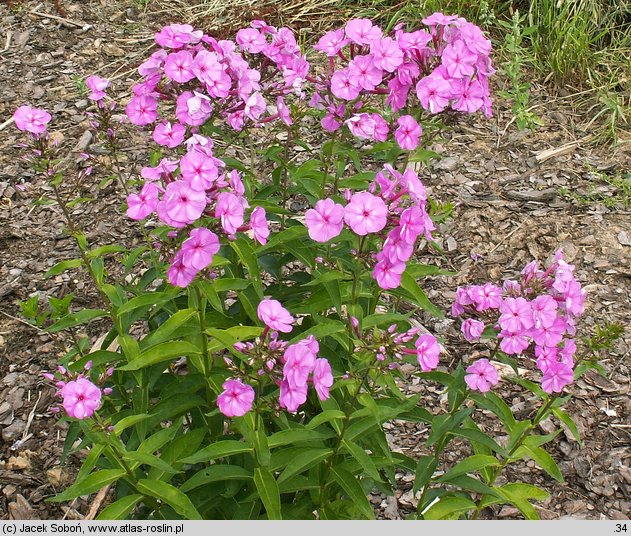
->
311 14 493 148
43 363 113 420
453 251 586 394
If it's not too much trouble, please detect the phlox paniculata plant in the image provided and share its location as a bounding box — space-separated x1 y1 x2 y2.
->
10 14 599 522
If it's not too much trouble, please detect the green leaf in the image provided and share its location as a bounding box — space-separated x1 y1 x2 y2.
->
268 428 335 448
97 494 144 520
437 455 500 482
449 428 507 456
495 483 550 520
206 326 263 356
341 440 382 482
423 495 476 520
277 448 333 483
413 455 438 493
254 467 282 520
230 237 263 298
142 309 197 347
113 414 151 435
470 392 517 431
396 272 444 318
75 445 106 483
514 445 564 482
306 410 346 430
180 465 252 493
47 309 109 333
87 245 127 259
329 467 374 519
117 291 179 316
137 479 202 520
361 312 410 330
179 440 253 465
45 259 83 277
124 451 179 474
49 469 126 502
551 407 582 445
118 341 201 371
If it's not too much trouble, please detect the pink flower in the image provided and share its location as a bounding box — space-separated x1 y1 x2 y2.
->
215 192 245 235
276 96 293 126
442 40 477 79
452 79 485 114
416 74 453 114
541 361 574 394
244 92 266 121
163 181 207 225
345 19 382 46
155 23 203 49
191 50 223 85
345 113 376 140
13 105 51 134
283 342 316 388
422 12 458 26
250 206 270 245
167 251 198 287
370 37 403 73
126 182 159 220
344 192 388 235
498 330 530 355
217 379 255 417
382 227 414 263
85 76 110 101
461 318 485 342
373 256 406 290
257 298 294 333
398 206 425 243
472 283 503 311
371 113 389 141
279 380 308 413
313 358 333 400
125 95 158 126
395 115 422 150
348 55 383 91
181 227 220 271
180 150 219 191
305 199 345 242
529 316 566 348
465 358 499 393
499 297 533 332
415 333 441 371
314 29 348 56
176 91 212 127
531 295 558 329
236 28 267 53
152 121 187 148
330 68 361 101
60 378 102 419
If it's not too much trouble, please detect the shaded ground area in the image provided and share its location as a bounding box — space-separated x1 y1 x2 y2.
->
0 0 629 520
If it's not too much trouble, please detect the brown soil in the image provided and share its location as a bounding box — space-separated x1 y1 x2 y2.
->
0 0 629 521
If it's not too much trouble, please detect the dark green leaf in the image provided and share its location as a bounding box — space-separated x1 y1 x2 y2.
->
179 440 253 465
49 469 126 502
254 467 282 520
329 467 374 520
137 479 202 520
97 494 143 520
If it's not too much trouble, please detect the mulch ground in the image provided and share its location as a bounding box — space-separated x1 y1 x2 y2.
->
0 0 629 521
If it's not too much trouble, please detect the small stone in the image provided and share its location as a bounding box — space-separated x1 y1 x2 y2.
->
433 156 459 171
6 453 32 471
75 99 88 110
103 44 126 57
3 485 17 497
8 494 38 520
617 231 630 246
2 418 26 442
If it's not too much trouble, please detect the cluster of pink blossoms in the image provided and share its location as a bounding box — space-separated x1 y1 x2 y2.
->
217 299 334 417
43 363 112 419
125 21 307 132
306 165 434 290
311 13 493 150
454 251 586 394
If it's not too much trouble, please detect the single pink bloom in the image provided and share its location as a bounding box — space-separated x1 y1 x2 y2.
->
141 158 178 181
276 96 293 126
176 91 212 127
330 68 361 101
465 358 499 392
13 105 51 134
345 19 382 46
461 318 485 342
217 379 255 417
344 192 388 235
398 206 426 244
395 115 422 150
305 199 345 242
191 50 223 85
257 299 294 333
152 121 187 148
236 28 267 53
283 343 316 389
382 227 414 263
126 182 159 220
398 30 432 52
415 333 441 371
313 358 333 400
85 76 110 101
371 113 389 142
370 37 403 73
541 361 574 394
561 279 586 317
348 55 383 91
345 113 376 140
180 149 219 191
279 380 308 413
531 295 558 329
244 92 266 121
442 40 477 79
498 330 530 355
452 79 485 114
250 206 269 245
321 114 342 132
155 23 203 49
60 378 102 419
313 29 348 56
535 345 558 373
471 283 503 311
215 192 245 235
125 95 158 126
559 339 576 367
460 23 492 55
386 78 411 112
422 12 458 26
163 180 207 225
529 315 566 348
181 227 220 271
138 49 167 76
499 297 534 332
373 256 406 290
416 74 453 114
167 251 198 287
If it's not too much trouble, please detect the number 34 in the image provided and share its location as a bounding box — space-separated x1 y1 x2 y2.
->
615 524 627 533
